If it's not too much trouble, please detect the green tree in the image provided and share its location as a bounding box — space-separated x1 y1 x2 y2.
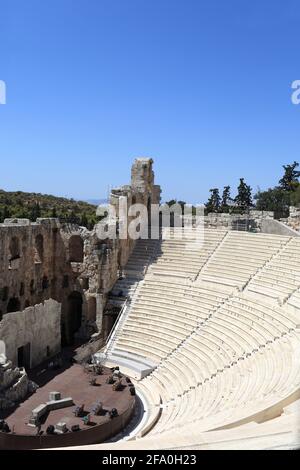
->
221 186 232 213
279 161 300 192
254 161 300 217
0 189 100 227
51 207 57 218
0 205 10 222
254 187 290 219
68 210 80 224
80 212 88 228
30 202 41 221
205 188 221 213
290 185 300 207
234 178 253 213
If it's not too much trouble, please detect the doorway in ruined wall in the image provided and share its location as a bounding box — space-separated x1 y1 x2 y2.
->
34 234 44 263
17 343 31 369
9 236 20 261
69 235 84 262
62 292 83 346
87 296 97 322
7 297 21 313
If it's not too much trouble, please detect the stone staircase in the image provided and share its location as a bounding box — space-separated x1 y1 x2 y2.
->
98 238 161 379
109 238 160 306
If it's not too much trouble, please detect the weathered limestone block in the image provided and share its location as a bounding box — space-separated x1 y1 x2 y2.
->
131 158 154 192
0 299 61 368
0 360 31 410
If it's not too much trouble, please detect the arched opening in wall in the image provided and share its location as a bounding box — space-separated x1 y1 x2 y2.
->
69 236 84 263
102 304 121 341
62 292 83 346
17 343 31 369
9 237 20 261
42 276 49 290
62 275 69 288
117 248 123 276
51 277 57 294
159 210 162 231
88 296 97 322
0 286 9 302
34 234 44 263
7 297 21 313
80 277 89 290
30 280 35 294
19 283 25 297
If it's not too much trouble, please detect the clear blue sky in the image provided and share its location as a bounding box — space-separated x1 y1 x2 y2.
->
0 0 300 204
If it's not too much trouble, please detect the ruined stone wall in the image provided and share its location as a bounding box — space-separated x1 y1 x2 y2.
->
0 158 161 367
0 299 61 368
109 157 161 268
279 206 300 233
0 218 120 363
131 157 161 205
203 209 300 235
203 210 274 232
0 362 31 410
0 218 64 317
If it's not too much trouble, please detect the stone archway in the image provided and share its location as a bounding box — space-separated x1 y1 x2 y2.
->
9 236 20 261
69 235 84 262
7 297 21 313
87 296 97 322
62 292 83 346
34 234 44 262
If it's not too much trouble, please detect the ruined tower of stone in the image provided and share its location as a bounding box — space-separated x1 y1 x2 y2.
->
0 158 160 389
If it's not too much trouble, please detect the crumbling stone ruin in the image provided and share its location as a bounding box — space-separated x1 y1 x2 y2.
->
0 159 161 390
203 210 274 232
0 358 30 410
280 206 300 232
0 341 37 410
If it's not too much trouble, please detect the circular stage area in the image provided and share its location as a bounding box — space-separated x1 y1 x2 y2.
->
0 363 135 450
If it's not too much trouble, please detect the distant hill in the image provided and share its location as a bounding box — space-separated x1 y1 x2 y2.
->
84 198 108 206
0 189 103 229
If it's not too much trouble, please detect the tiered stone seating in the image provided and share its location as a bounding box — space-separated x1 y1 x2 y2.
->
110 277 229 364
199 231 288 289
146 330 300 435
247 237 300 302
287 288 300 309
83 409 300 449
110 277 140 300
100 231 300 449
109 238 160 303
149 229 226 279
124 239 159 278
137 290 300 435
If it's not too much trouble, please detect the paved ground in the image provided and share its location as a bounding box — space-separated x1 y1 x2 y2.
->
2 358 133 436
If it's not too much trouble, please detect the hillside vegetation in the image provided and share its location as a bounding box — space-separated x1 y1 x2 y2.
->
0 190 102 229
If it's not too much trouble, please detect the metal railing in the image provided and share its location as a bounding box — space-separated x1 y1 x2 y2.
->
105 298 130 350
104 280 141 356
